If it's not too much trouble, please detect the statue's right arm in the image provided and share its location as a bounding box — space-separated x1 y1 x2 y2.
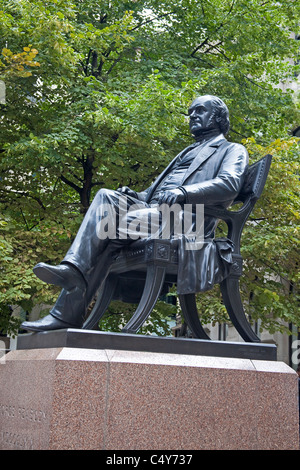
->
116 186 149 201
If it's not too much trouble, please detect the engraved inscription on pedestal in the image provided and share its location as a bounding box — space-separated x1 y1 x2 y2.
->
0 402 48 450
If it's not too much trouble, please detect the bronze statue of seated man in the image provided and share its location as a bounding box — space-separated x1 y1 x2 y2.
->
21 95 248 332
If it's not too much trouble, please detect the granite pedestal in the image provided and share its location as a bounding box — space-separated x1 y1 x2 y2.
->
0 330 299 450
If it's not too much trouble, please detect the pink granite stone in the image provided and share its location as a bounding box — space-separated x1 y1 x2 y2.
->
49 348 108 450
105 353 254 449
0 348 298 450
0 348 61 450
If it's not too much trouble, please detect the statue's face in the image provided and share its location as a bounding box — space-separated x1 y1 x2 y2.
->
188 96 217 136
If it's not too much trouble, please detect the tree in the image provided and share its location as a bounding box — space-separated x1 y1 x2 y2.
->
0 0 299 336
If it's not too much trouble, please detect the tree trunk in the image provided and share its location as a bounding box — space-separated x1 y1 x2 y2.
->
80 153 94 214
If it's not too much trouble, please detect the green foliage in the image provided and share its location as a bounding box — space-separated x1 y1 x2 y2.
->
240 137 300 334
0 215 72 335
0 0 299 335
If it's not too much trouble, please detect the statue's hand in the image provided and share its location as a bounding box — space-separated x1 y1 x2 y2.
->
117 186 138 198
156 188 185 205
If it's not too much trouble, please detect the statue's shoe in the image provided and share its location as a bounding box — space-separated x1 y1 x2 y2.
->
33 262 86 291
21 286 87 332
21 314 76 332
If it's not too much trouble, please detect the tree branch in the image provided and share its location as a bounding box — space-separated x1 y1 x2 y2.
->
0 189 46 210
64 164 84 183
131 11 177 32
191 0 237 57
60 174 82 194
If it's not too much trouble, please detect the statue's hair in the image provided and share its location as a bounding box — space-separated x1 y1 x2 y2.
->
209 96 230 135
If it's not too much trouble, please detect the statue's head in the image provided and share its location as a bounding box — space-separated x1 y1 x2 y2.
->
188 95 230 138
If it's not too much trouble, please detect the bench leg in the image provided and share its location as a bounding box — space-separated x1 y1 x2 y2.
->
220 277 260 342
178 294 211 340
83 274 118 330
122 264 166 334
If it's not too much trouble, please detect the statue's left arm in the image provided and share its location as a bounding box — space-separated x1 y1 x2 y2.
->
179 143 248 206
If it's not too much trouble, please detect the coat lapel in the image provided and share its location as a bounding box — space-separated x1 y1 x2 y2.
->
182 136 226 183
146 135 227 202
145 141 202 201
